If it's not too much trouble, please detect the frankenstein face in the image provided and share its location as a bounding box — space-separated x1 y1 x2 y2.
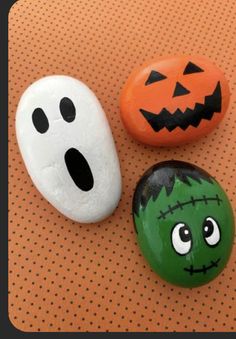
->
133 161 234 288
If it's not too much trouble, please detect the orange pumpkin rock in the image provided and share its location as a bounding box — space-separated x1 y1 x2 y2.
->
120 56 230 146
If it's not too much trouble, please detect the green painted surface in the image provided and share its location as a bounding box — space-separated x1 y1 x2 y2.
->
134 177 234 288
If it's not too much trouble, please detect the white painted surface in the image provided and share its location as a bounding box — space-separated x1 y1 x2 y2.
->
16 75 122 223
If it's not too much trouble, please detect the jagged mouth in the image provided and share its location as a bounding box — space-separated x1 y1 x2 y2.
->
184 258 220 275
140 82 222 132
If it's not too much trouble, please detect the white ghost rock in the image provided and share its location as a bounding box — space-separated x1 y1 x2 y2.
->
16 75 122 223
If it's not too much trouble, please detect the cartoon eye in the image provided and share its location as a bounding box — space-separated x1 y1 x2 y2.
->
202 217 221 247
171 222 192 255
32 108 49 134
183 62 204 75
145 70 167 85
59 97 76 122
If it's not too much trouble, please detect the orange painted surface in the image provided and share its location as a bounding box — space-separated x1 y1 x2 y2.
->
120 56 230 146
9 0 236 332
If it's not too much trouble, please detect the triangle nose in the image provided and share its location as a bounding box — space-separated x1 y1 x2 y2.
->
173 82 190 97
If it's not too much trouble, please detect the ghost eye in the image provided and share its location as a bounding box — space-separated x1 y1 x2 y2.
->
145 70 167 85
183 62 204 75
60 97 76 122
203 217 221 247
32 108 49 134
171 223 192 255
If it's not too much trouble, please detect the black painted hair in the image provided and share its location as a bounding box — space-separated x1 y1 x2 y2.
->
133 160 214 215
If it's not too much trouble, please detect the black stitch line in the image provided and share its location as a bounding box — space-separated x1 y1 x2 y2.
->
190 196 195 206
158 194 222 220
203 195 208 204
176 200 183 210
184 258 220 275
168 205 174 215
216 194 221 206
159 210 166 220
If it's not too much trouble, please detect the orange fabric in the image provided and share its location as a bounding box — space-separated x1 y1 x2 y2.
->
9 0 236 332
120 56 230 146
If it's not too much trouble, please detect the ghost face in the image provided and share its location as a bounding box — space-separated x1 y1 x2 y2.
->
16 76 122 223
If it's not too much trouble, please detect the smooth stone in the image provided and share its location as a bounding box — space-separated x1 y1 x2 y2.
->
16 75 122 223
120 55 230 146
133 160 234 287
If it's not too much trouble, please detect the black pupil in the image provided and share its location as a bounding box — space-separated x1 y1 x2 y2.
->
203 220 214 238
179 225 191 242
60 97 76 122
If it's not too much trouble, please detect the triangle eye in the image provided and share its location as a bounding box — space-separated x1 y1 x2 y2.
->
183 62 204 75
145 70 167 85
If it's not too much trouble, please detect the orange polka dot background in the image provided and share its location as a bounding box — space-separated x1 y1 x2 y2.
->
8 0 236 332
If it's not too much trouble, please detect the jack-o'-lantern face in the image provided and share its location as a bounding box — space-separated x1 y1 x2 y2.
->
120 56 230 146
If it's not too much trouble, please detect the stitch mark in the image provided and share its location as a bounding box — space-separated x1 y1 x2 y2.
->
168 205 174 215
184 258 220 275
176 200 183 210
215 194 221 206
157 194 222 220
159 210 167 220
190 196 196 206
202 195 208 204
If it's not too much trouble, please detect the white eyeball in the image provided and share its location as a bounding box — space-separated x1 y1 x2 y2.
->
171 222 192 255
203 217 221 246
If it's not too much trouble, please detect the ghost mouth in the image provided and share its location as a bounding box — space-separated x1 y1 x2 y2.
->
184 258 220 275
140 81 222 132
64 148 94 191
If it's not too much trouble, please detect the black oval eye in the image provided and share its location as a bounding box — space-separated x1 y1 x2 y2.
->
145 70 167 85
32 108 49 134
59 97 76 122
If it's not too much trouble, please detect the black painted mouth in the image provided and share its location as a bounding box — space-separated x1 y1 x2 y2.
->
140 81 221 132
184 258 220 275
64 148 94 192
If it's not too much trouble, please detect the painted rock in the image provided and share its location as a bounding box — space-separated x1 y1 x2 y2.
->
133 161 234 288
16 75 122 223
120 56 230 146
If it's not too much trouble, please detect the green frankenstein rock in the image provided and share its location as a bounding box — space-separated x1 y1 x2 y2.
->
133 160 234 288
